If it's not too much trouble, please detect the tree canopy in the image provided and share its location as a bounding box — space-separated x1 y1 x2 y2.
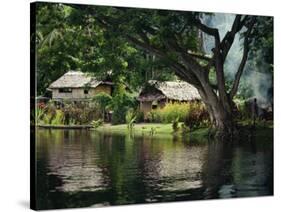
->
34 2 273 134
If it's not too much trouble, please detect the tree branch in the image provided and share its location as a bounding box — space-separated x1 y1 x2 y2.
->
220 15 249 62
126 35 201 86
187 51 212 61
193 18 220 39
204 16 247 86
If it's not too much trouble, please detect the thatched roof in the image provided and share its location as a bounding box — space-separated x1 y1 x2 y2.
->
137 80 201 101
48 71 112 89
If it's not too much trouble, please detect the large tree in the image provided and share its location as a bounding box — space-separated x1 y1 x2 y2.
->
69 5 266 135
36 3 273 135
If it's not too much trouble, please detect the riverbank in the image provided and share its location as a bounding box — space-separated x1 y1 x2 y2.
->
36 120 273 141
37 124 92 129
95 123 210 140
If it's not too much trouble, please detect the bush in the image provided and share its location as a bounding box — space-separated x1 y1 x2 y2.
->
147 110 161 123
234 99 249 120
62 102 100 125
39 101 101 125
92 119 103 129
41 108 64 125
147 102 190 123
35 106 46 125
184 102 209 130
126 109 137 131
39 101 57 124
50 110 64 125
92 92 112 121
146 101 210 128
181 123 188 134
111 93 137 125
135 110 144 123
172 116 180 132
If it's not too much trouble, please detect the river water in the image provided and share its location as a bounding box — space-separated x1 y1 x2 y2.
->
35 129 273 209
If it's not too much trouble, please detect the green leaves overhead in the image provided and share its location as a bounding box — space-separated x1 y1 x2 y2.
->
35 3 180 94
34 2 273 102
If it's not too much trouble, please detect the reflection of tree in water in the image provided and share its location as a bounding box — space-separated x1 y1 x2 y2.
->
93 132 148 204
201 136 273 199
36 130 273 209
201 139 235 199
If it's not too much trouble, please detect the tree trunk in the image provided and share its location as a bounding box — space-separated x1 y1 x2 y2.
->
197 85 235 138
205 98 235 138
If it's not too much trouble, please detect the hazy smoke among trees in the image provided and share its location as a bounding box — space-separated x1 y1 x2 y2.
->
201 13 273 106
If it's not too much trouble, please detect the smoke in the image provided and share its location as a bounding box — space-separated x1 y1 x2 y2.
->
200 13 273 107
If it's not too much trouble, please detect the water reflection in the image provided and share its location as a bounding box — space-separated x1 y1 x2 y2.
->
35 129 273 209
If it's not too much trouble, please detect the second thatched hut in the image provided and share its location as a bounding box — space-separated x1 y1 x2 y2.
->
137 80 201 118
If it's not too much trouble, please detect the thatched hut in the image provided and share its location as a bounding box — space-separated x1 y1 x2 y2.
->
137 80 201 118
48 71 113 101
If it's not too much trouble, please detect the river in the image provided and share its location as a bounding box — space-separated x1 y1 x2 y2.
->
35 128 273 209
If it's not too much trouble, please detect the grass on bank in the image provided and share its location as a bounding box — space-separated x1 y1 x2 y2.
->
95 120 273 140
98 123 175 134
96 122 210 139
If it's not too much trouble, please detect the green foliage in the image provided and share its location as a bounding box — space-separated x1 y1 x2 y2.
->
181 123 188 134
111 82 137 124
34 3 273 131
147 102 191 123
41 101 57 124
35 107 46 125
40 108 64 126
50 110 65 125
146 102 209 130
111 93 136 124
42 113 53 125
62 102 100 124
248 16 273 69
172 116 180 132
92 92 112 120
35 3 171 95
38 101 101 125
92 119 103 129
146 110 160 123
125 109 137 131
92 92 112 108
135 110 144 123
150 127 156 136
184 102 209 130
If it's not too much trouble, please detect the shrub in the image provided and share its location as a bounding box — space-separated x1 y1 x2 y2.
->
35 106 46 125
163 102 190 123
92 92 112 121
135 110 144 123
50 110 64 125
147 110 161 123
172 116 180 132
234 99 249 120
92 119 103 129
147 102 190 123
126 109 137 131
111 93 137 125
146 101 210 128
40 102 57 124
40 101 102 125
62 102 100 124
42 114 52 125
184 102 209 130
181 123 188 134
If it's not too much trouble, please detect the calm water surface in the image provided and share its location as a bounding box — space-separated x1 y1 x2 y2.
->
35 129 273 209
